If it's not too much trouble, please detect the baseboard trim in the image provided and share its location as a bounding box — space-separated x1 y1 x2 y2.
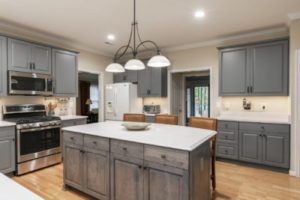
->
289 170 296 177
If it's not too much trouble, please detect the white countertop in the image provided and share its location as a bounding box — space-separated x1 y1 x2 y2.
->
217 112 291 124
0 121 16 127
62 121 216 151
0 173 43 200
58 115 88 121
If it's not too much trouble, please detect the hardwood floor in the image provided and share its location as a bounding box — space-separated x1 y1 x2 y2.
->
12 161 300 200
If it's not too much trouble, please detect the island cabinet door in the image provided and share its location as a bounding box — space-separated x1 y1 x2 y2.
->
143 161 189 200
110 154 144 200
64 145 84 190
84 150 110 200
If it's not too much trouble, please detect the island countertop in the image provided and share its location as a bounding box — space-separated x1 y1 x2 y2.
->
62 121 216 151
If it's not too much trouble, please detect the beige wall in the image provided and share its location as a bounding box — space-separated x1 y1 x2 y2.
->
289 18 300 174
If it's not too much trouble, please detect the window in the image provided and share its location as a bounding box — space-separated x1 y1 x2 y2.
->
89 84 99 111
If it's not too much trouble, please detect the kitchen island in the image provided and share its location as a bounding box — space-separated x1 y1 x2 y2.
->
62 121 216 200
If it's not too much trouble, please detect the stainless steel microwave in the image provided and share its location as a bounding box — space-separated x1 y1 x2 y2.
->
8 71 53 96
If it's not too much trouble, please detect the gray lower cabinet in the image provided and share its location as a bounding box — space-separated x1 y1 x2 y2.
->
138 67 167 97
0 36 7 96
219 39 289 96
113 70 138 83
8 38 51 74
217 120 290 169
52 49 78 97
145 115 155 123
63 132 110 200
62 118 87 127
0 126 16 174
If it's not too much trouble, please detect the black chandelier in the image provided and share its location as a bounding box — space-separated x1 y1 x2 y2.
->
105 0 171 72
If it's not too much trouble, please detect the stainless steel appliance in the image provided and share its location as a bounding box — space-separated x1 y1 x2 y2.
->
143 105 161 114
8 71 53 96
3 104 61 175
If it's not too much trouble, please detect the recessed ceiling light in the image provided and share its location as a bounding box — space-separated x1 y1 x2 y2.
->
107 34 116 41
194 10 205 19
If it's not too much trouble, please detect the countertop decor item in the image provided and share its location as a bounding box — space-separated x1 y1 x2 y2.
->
122 122 151 130
105 0 170 73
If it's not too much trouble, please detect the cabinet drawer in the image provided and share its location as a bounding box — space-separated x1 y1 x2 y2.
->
218 121 238 131
239 122 289 133
63 131 83 146
84 135 109 151
0 127 15 138
217 130 238 143
62 119 87 127
144 145 189 170
110 140 143 159
216 143 238 160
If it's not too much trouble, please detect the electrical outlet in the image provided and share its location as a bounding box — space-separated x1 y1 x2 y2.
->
258 103 267 111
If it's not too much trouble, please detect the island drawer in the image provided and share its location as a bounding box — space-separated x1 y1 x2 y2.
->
63 131 83 146
218 121 238 131
216 143 238 160
144 145 189 170
84 135 109 151
217 130 238 144
110 140 143 159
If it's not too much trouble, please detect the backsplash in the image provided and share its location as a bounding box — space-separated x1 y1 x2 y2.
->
143 97 169 113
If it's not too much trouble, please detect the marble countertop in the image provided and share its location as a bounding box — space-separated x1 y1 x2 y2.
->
0 121 16 127
62 121 216 151
217 112 291 124
58 115 88 121
0 173 43 200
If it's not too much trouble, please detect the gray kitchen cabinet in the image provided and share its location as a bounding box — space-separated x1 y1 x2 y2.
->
239 130 262 164
138 67 167 97
113 70 138 83
251 40 289 95
62 118 87 127
219 39 289 96
52 49 78 97
8 38 51 74
219 47 248 96
110 153 144 200
145 115 155 123
0 126 15 174
0 36 7 96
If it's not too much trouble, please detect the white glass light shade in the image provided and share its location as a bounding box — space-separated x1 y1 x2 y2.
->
105 63 125 73
124 59 145 70
147 55 171 67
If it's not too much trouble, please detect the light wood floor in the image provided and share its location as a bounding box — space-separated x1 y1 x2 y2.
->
12 161 300 200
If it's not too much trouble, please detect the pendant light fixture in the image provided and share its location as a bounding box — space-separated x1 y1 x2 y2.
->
105 0 170 73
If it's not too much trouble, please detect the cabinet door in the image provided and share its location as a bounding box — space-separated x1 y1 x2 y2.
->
219 47 249 96
150 68 167 96
0 138 15 174
85 150 109 199
144 162 189 200
251 40 288 96
31 44 51 74
113 72 126 83
126 70 138 82
52 49 78 96
262 131 290 168
64 145 84 190
239 130 262 164
110 154 143 200
0 36 7 96
8 39 31 72
138 67 151 97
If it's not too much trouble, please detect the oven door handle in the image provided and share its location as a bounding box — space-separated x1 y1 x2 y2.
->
19 125 61 133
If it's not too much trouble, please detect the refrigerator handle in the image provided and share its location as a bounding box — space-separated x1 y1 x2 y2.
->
114 87 117 117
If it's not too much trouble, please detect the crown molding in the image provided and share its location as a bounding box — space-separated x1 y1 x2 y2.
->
0 19 112 57
163 26 288 53
288 12 300 21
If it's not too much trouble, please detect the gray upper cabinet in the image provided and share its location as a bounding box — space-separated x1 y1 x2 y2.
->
219 39 289 96
138 67 167 97
0 127 15 174
0 36 7 96
219 47 248 96
113 70 138 83
8 38 51 74
52 49 78 97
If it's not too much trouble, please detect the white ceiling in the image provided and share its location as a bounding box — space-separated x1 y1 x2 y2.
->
0 0 299 55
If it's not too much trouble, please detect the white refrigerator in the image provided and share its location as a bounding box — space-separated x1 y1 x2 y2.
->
105 83 143 121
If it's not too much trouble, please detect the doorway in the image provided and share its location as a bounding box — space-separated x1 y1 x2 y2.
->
185 76 210 124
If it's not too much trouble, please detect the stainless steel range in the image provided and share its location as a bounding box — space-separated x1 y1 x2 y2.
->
3 104 62 175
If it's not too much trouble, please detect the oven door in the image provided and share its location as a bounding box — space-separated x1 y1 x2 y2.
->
17 126 61 163
9 71 53 96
